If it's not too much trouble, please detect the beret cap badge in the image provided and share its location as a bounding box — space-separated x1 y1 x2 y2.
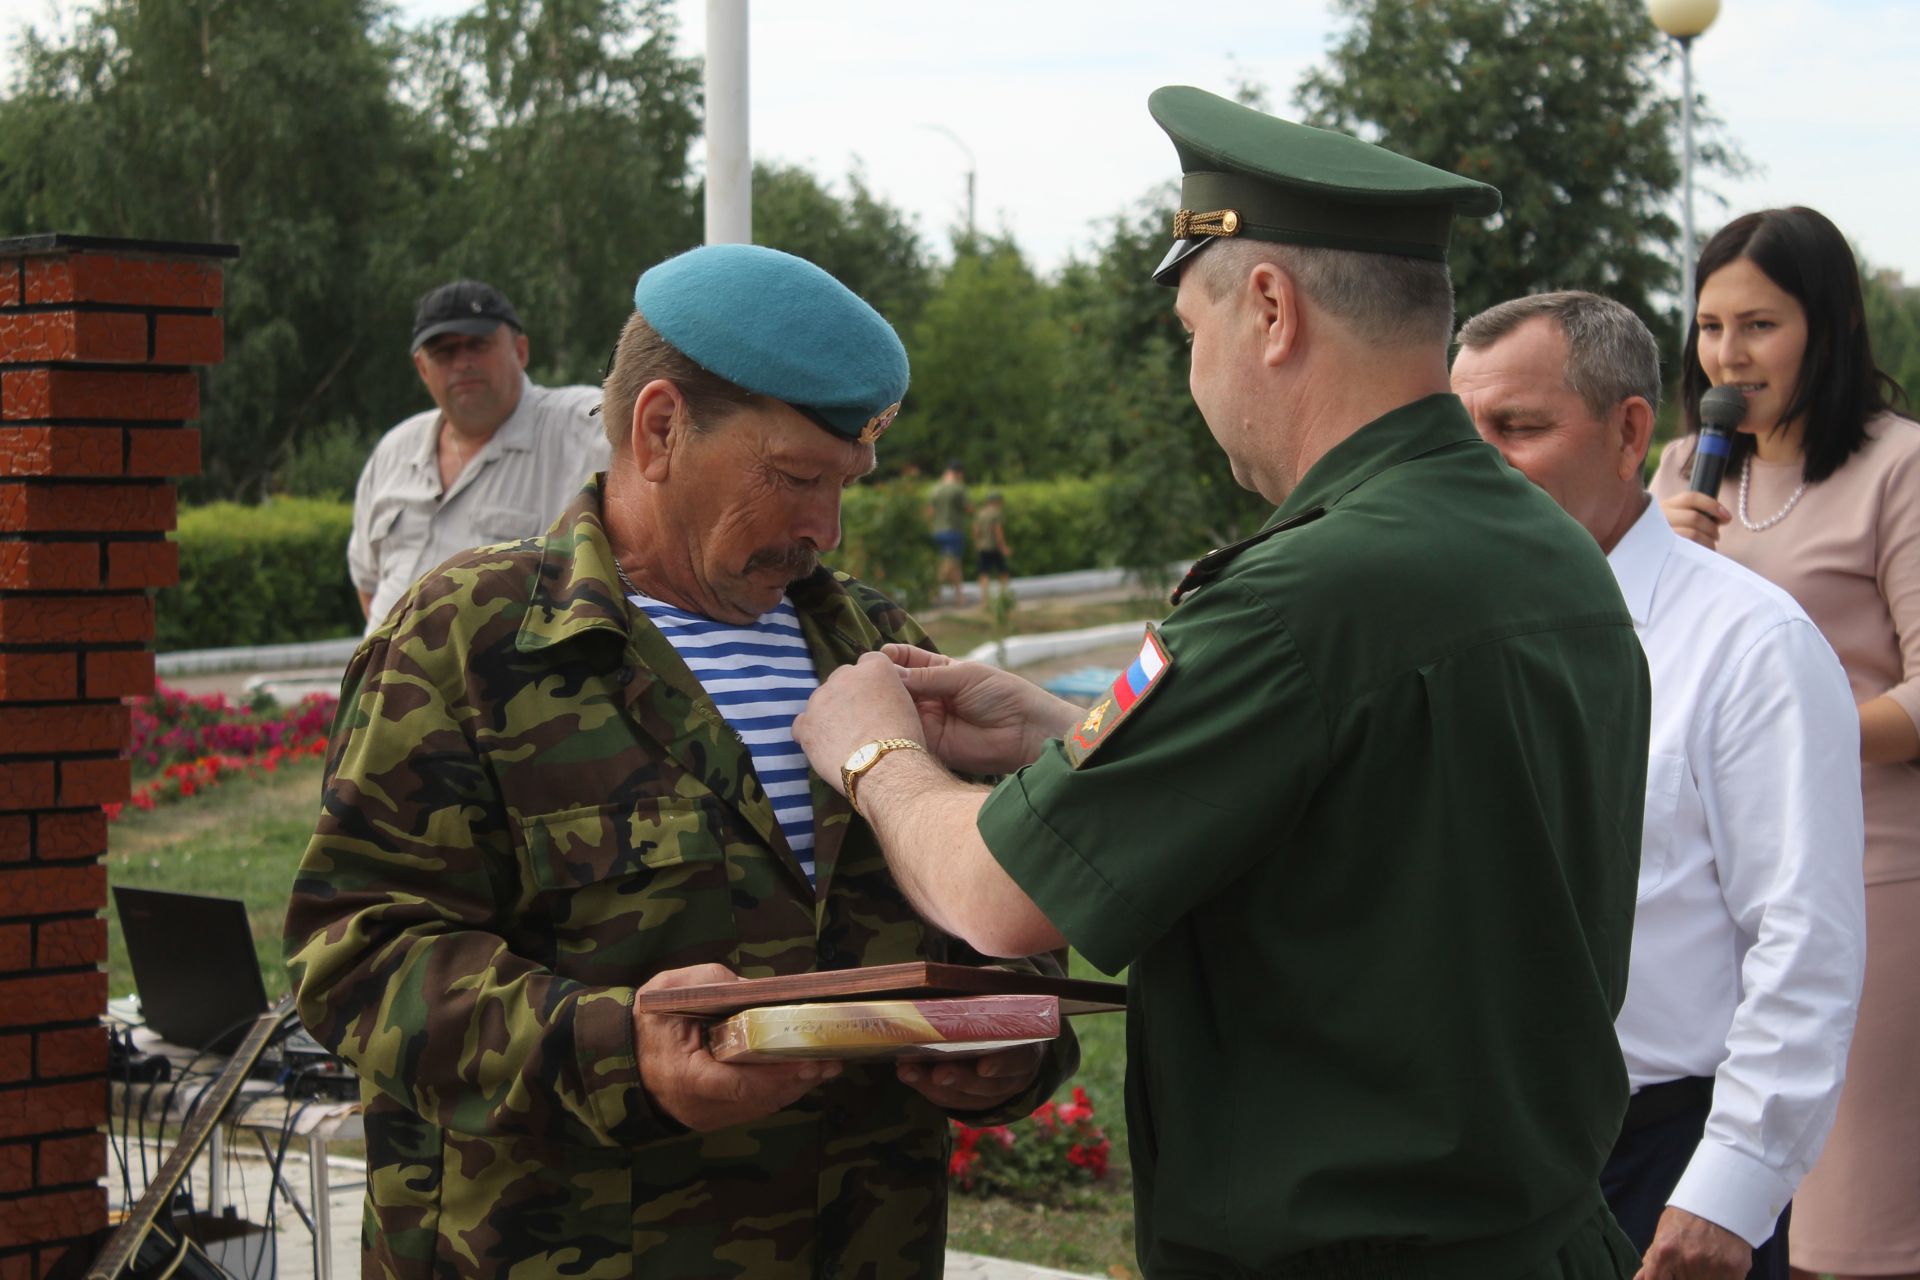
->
859 402 902 446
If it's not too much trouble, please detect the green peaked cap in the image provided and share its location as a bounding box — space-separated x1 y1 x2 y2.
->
1147 85 1501 285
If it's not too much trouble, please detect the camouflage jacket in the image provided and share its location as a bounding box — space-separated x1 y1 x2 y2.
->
285 477 1078 1280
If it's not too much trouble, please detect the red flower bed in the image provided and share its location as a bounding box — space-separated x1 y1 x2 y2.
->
950 1085 1112 1199
105 681 335 821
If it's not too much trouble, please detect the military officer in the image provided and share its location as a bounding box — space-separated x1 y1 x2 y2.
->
795 87 1651 1277
285 244 1077 1279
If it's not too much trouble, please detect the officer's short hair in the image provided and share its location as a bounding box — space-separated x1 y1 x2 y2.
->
599 314 762 449
1457 292 1662 420
1195 239 1455 351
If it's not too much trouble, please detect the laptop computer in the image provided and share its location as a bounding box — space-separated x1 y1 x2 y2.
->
114 887 270 1056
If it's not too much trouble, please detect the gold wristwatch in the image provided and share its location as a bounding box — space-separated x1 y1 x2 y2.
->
841 738 927 816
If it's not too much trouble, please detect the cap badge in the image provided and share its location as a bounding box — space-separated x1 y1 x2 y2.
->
470 301 483 313
858 402 902 446
1171 208 1241 239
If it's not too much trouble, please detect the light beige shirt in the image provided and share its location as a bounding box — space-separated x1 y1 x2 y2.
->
1653 411 1920 883
349 377 609 630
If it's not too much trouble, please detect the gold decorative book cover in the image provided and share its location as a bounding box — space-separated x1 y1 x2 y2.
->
707 995 1061 1063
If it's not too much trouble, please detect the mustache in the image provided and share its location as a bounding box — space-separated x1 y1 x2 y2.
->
743 542 820 578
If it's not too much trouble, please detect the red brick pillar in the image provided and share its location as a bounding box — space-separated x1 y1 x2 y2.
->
0 234 234 1279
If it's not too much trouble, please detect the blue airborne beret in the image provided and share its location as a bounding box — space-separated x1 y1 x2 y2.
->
633 244 909 443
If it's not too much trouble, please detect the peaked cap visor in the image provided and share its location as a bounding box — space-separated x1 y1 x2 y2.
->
411 317 511 352
1153 237 1214 287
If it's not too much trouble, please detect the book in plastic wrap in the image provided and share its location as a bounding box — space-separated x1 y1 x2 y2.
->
707 994 1062 1063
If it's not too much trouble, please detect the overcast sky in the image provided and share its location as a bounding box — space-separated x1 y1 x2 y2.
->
4 0 1916 283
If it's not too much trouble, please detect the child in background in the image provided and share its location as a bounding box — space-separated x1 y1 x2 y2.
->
974 490 1012 604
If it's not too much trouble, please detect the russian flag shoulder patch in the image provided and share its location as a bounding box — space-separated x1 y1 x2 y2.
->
1063 626 1171 769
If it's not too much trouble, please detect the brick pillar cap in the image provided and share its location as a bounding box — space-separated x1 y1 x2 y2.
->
0 233 238 260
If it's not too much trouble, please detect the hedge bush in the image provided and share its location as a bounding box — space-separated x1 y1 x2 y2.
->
827 476 1117 610
160 474 1166 650
158 498 361 651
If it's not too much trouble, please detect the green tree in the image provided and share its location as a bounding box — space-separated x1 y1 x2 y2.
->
1297 0 1741 359
899 236 1070 481
1053 194 1272 578
401 0 703 386
753 161 933 331
1863 265 1920 406
0 0 431 499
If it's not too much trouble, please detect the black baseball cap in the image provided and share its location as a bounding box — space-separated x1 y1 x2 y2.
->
410 280 523 353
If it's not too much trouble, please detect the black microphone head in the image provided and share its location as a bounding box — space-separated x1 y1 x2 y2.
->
1699 385 1748 433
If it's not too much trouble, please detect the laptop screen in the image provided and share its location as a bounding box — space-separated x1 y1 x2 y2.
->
113 887 270 1055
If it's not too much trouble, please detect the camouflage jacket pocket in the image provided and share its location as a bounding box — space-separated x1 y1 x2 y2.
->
511 796 737 976
516 796 719 892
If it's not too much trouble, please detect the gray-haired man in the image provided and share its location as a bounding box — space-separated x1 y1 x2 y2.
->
1452 291 1865 1280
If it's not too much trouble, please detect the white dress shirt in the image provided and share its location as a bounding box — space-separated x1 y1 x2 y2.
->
349 377 609 630
1609 496 1866 1246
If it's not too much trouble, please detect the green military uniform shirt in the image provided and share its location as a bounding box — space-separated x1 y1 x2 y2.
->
286 477 1076 1280
979 396 1648 1278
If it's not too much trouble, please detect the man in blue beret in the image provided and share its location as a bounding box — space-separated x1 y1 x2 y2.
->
795 88 1651 1276
287 244 1077 1279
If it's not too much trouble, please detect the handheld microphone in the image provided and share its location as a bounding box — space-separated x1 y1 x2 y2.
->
1688 385 1748 496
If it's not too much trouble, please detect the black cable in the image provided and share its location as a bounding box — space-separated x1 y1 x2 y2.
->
250 1131 313 1236
231 1005 307 1280
251 1096 312 1280
168 1066 221 1240
148 1006 269 1232
111 1025 135 1210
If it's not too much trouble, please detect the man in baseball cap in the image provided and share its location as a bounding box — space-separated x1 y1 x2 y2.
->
347 278 608 628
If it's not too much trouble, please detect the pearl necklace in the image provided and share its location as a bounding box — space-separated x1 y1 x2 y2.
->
1737 454 1809 532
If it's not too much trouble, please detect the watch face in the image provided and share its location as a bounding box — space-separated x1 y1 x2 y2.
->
846 743 879 771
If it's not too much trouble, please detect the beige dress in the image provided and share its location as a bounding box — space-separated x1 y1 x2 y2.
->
1653 411 1920 1273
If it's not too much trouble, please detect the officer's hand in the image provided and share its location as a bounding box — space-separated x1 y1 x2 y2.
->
1632 1207 1753 1280
793 652 926 796
634 964 841 1132
895 1043 1046 1114
1660 490 1729 550
882 645 1081 774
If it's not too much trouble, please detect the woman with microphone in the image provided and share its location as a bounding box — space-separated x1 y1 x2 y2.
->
1654 206 1920 1280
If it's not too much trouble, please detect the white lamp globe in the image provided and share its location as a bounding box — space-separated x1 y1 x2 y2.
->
1648 0 1721 39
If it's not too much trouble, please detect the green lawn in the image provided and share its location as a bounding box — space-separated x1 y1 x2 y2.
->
105 757 326 1001
947 949 1134 1275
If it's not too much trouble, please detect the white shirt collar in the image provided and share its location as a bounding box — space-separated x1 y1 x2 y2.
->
1605 494 1671 627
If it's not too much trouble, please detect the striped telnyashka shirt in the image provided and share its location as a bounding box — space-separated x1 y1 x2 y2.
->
626 591 822 885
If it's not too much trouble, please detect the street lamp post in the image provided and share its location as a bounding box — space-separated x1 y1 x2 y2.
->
705 0 751 245
1648 0 1721 346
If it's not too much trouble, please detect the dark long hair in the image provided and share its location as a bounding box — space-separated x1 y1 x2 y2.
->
1680 206 1905 484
